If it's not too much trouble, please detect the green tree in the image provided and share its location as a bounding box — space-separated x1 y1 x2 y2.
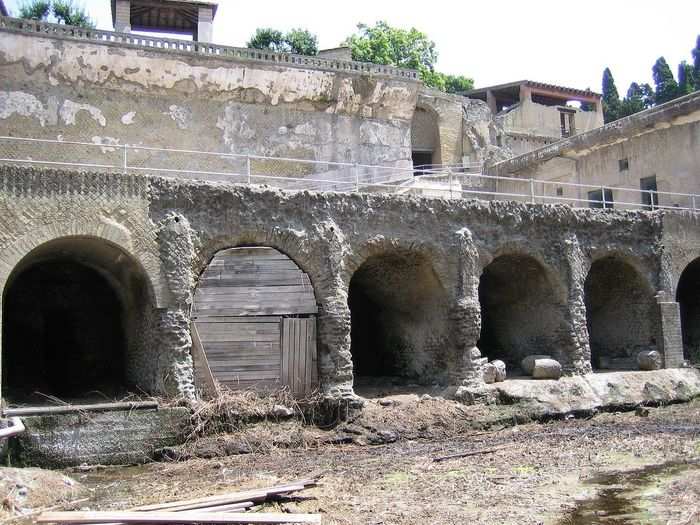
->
17 0 51 20
618 82 654 118
442 74 474 94
693 35 700 91
652 57 679 104
247 28 287 52
284 28 319 56
52 0 94 28
677 61 695 97
601 67 621 122
17 0 94 28
343 21 472 93
247 27 318 55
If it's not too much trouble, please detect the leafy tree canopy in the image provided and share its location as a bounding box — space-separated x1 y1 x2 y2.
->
678 61 695 97
601 67 621 123
693 35 700 90
247 27 318 56
652 57 679 105
343 21 473 93
17 0 94 28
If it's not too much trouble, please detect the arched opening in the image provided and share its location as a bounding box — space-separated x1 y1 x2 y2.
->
1 237 154 404
584 256 657 370
478 254 566 375
348 250 449 392
411 106 441 174
676 258 700 364
192 247 318 397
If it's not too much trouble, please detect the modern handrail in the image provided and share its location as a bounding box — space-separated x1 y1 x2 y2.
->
0 135 696 212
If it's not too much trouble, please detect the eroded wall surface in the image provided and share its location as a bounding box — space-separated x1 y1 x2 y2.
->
0 165 687 399
0 30 419 168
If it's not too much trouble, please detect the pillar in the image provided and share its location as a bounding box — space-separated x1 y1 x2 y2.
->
114 0 131 33
486 90 498 115
655 291 685 368
519 84 532 103
448 228 484 385
195 6 214 43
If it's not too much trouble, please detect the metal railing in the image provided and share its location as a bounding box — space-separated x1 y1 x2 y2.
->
0 135 698 212
0 16 418 80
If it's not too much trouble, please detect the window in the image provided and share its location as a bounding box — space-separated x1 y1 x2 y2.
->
640 175 657 210
619 158 629 171
556 187 563 197
588 188 614 209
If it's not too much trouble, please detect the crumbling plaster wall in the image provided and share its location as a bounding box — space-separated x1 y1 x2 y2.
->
0 31 419 168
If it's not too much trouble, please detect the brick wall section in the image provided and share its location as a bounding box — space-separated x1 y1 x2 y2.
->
656 297 685 367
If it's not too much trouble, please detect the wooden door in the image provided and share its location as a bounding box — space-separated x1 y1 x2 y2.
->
281 318 318 397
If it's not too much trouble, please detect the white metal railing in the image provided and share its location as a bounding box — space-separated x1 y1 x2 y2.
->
0 135 698 212
0 16 418 81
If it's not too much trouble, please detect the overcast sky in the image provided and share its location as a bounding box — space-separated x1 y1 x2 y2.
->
6 0 699 93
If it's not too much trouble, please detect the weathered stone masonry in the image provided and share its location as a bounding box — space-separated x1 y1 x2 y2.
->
0 165 693 401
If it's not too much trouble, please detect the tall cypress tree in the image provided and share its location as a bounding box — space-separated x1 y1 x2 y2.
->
677 61 695 97
602 67 621 123
693 35 700 91
653 57 679 104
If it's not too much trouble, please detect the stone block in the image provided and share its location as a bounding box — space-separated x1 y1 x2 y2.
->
521 354 551 375
637 350 662 371
532 358 562 380
483 360 506 384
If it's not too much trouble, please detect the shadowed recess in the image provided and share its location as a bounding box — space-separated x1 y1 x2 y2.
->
585 256 657 370
478 254 566 374
348 251 449 387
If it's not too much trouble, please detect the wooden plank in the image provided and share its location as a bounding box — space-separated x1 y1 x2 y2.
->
281 318 290 389
194 305 318 316
199 332 280 343
194 316 282 323
306 319 315 394
298 319 307 396
196 285 312 296
36 511 321 524
199 341 279 351
191 322 219 398
196 323 281 334
215 370 280 381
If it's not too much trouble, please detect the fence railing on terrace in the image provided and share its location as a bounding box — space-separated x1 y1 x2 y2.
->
0 135 697 212
0 16 418 80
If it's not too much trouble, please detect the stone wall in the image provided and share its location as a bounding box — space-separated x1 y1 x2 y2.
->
0 29 419 171
0 165 690 400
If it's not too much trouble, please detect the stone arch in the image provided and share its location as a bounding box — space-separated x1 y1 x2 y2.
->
584 254 658 370
0 218 165 308
1 234 158 403
192 236 324 397
477 249 569 375
411 104 442 169
346 241 451 391
676 257 700 363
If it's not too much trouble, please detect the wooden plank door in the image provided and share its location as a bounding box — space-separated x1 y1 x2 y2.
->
281 318 318 397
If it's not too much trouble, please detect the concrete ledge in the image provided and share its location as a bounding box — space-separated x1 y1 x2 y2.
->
480 368 700 417
5 407 190 468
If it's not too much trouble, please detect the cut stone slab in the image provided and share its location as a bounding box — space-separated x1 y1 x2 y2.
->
462 369 700 418
483 360 506 384
5 407 190 468
521 354 551 375
637 350 662 371
532 358 562 380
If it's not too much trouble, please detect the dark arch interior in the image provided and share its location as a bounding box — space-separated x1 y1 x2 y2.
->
677 258 700 363
478 254 566 375
584 257 656 370
348 251 449 389
2 237 152 404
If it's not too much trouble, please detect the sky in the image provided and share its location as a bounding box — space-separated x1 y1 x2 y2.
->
5 0 700 94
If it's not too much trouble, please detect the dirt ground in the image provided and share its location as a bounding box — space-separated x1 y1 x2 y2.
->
54 396 700 525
